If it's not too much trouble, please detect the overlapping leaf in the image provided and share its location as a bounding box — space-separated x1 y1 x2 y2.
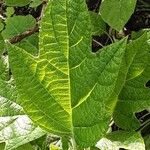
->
7 0 127 147
113 33 150 130
2 15 38 55
96 131 145 150
0 35 45 150
100 0 137 31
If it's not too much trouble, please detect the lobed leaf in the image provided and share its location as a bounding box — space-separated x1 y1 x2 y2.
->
7 0 127 147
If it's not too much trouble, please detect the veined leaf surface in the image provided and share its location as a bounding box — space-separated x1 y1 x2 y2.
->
0 35 45 150
7 0 127 147
96 131 145 150
113 33 150 130
100 0 137 31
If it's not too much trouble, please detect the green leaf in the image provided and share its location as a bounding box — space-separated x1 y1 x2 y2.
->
0 89 45 150
89 12 106 36
100 0 137 31
2 15 36 39
16 143 34 150
113 33 150 130
144 135 150 150
7 0 127 147
96 131 145 150
2 15 38 54
5 0 31 7
0 35 45 150
0 143 5 150
15 33 39 55
126 33 149 80
50 144 60 150
0 22 4 32
0 114 45 150
30 0 42 7
6 7 14 18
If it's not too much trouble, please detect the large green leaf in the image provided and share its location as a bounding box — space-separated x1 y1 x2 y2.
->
100 0 137 31
113 33 150 130
96 131 145 150
7 0 127 147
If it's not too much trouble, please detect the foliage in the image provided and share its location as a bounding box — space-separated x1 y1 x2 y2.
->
0 0 149 149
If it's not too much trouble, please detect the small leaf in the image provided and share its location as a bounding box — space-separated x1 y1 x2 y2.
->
2 15 36 39
5 0 31 7
6 7 14 18
100 0 137 31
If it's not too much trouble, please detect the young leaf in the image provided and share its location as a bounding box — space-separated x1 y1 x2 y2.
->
15 33 39 55
96 131 145 150
100 0 137 31
7 0 127 147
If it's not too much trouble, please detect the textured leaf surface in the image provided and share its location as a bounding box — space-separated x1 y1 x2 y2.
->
100 0 137 31
0 35 45 150
30 0 42 7
90 12 106 36
2 15 36 39
96 131 145 150
8 0 127 147
5 0 31 6
113 33 150 130
2 15 38 54
15 33 39 55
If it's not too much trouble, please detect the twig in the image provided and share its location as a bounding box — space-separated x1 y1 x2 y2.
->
93 39 104 48
9 0 48 44
9 24 39 44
